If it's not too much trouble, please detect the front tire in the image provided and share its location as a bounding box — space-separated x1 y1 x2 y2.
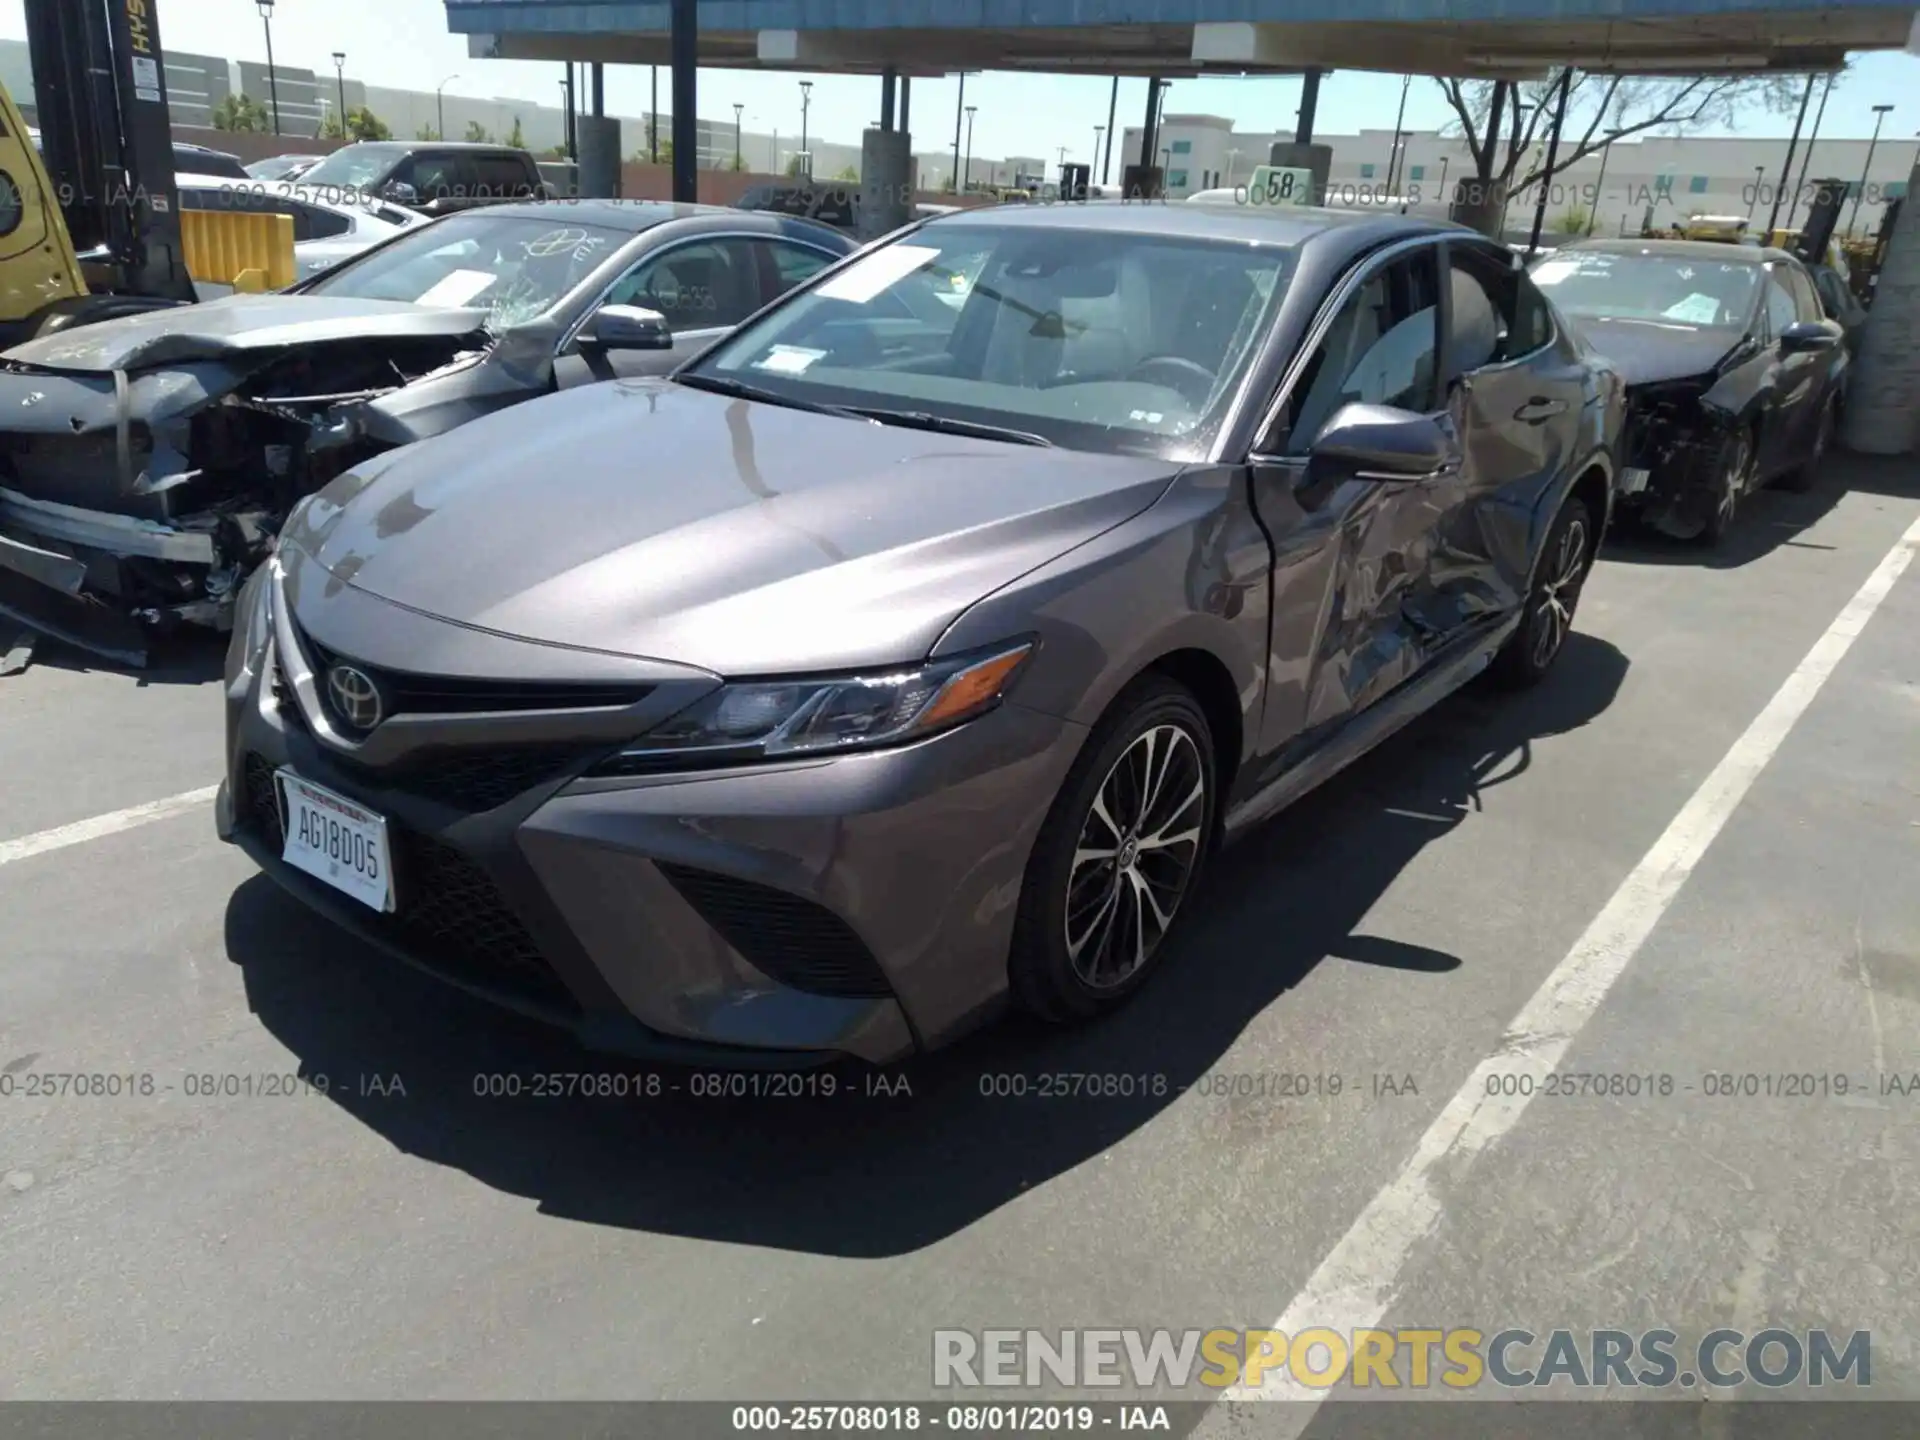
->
1490 495 1594 689
1009 676 1216 1023
1698 427 1756 547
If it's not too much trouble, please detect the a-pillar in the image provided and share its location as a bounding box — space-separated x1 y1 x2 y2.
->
1294 67 1322 144
1841 154 1920 455
669 0 697 202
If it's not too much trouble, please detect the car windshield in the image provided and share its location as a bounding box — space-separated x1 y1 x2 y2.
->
1531 250 1761 328
301 214 627 329
688 224 1295 457
297 146 400 191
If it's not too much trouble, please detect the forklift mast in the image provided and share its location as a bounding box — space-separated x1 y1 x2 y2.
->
23 0 194 301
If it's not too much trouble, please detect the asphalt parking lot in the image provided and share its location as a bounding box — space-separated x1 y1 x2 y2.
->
1 453 1916 1412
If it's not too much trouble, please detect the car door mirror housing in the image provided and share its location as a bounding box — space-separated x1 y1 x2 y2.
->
1304 402 1453 486
381 180 419 207
1778 320 1839 354
581 304 674 352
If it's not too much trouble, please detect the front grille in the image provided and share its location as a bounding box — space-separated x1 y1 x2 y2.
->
238 753 577 1013
297 622 651 718
333 743 589 814
656 862 893 999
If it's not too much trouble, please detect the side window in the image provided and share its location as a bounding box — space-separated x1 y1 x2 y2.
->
603 239 759 331
1265 247 1441 456
291 201 351 241
1763 270 1797 338
1445 249 1512 377
1510 275 1555 355
766 240 835 293
473 154 537 199
1786 265 1822 323
401 153 471 201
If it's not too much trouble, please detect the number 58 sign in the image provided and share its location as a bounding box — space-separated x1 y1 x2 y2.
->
1247 165 1313 207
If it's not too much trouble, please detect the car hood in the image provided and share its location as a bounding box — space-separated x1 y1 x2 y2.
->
3 294 490 373
284 380 1181 675
1564 316 1744 388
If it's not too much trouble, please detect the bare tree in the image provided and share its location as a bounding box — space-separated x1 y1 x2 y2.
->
1434 68 1809 225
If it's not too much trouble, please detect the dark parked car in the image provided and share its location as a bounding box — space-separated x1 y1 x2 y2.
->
734 181 860 231
218 203 1621 1065
173 142 249 179
292 141 550 216
0 203 853 664
1530 239 1848 545
246 154 323 182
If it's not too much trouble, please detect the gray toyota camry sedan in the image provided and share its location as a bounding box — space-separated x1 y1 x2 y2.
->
217 201 1623 1065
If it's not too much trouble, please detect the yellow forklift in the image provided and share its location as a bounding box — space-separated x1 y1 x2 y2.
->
0 0 291 350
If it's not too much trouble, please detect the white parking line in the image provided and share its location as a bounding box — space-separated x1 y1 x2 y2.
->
0 785 221 870
1225 509 1920 1417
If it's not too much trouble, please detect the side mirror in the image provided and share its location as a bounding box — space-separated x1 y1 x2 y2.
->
1779 320 1839 354
381 180 420 207
1303 403 1454 488
579 304 673 352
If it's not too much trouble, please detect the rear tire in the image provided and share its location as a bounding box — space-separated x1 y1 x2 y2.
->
1779 398 1836 494
1490 495 1594 689
1008 676 1216 1023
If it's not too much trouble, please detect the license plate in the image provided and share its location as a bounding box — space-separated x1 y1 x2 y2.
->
1621 467 1651 495
276 769 395 913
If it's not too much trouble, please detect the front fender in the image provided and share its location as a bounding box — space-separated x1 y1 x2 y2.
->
934 465 1269 771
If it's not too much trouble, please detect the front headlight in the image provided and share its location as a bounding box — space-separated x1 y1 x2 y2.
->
589 640 1035 777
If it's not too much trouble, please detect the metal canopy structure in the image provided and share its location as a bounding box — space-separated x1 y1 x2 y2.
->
448 0 1913 78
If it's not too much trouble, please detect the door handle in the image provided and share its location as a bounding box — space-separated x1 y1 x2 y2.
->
1514 397 1568 424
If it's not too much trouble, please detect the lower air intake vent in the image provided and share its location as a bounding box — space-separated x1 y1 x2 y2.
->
655 862 893 998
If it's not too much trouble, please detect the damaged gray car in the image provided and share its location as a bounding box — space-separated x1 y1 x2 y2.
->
0 200 854 669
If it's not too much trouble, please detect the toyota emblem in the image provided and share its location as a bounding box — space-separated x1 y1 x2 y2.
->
325 664 385 732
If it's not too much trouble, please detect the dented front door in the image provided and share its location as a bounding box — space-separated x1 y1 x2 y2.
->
1248 239 1458 757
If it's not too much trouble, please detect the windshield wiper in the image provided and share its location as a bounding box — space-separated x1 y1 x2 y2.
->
838 407 1055 448
673 372 865 419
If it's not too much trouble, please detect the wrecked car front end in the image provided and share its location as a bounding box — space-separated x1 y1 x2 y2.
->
1615 376 1747 539
0 300 517 668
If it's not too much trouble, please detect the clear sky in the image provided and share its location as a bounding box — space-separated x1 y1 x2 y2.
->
6 0 1920 165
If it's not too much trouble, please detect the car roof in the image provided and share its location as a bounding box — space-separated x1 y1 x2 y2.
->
330 140 534 154
1558 237 1790 265
475 198 843 239
920 198 1467 252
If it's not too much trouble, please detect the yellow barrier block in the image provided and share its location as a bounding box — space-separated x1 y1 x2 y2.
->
180 209 296 291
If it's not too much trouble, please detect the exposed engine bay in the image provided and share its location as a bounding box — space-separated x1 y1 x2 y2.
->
1615 381 1740 540
0 303 548 673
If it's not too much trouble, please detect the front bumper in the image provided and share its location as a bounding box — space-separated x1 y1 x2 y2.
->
1615 389 1732 537
217 618 1088 1066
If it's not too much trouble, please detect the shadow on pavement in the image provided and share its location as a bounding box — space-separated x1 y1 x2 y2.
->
225 632 1629 1257
1602 449 1916 571
11 629 227 686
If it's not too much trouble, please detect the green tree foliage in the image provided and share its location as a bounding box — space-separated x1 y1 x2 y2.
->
507 116 527 149
345 107 391 142
834 165 859 182
416 125 441 141
464 120 494 143
211 94 270 132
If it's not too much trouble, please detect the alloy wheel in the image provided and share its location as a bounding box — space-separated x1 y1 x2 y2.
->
1064 724 1207 989
1712 432 1753 535
1529 513 1590 670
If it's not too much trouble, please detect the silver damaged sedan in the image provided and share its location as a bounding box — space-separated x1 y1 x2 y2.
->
218 202 1625 1065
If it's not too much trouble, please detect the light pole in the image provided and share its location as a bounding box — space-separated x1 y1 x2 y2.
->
1093 126 1104 179
436 74 459 141
331 52 346 138
1437 154 1450 211
963 104 976 192
1225 147 1240 185
1587 127 1622 236
1748 163 1766 220
952 73 968 193
733 104 744 170
1850 103 1894 238
1385 73 1411 193
257 0 281 135
798 80 812 173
